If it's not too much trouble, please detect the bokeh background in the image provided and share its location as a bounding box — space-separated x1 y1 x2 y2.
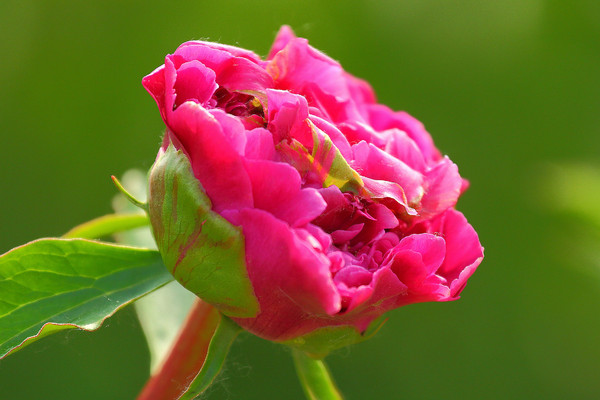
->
1 0 599 399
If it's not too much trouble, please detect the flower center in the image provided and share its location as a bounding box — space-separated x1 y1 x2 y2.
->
211 87 266 128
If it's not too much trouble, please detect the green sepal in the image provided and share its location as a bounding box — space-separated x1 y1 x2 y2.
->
0 238 173 359
147 144 259 318
280 316 387 359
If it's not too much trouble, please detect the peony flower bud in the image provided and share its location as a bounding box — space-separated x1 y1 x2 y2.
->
144 26 483 357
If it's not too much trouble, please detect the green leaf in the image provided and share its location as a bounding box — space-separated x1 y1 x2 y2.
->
178 315 242 399
0 238 173 359
136 301 240 400
135 281 196 373
63 213 149 239
147 144 259 318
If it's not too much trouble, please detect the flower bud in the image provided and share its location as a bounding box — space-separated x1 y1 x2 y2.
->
144 26 483 356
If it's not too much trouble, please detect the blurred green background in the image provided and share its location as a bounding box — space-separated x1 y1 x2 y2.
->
1 0 599 399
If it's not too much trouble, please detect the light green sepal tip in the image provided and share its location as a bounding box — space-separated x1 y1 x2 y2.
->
111 175 148 211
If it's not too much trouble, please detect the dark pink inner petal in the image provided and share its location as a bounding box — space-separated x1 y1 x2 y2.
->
168 102 254 212
244 159 327 227
172 60 218 109
432 209 484 292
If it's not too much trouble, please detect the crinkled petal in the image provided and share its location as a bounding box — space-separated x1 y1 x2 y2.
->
383 128 427 172
388 234 446 291
367 105 442 163
172 60 217 108
266 89 312 147
225 208 341 339
174 40 261 67
420 157 462 218
244 159 327 227
142 65 167 120
209 109 247 155
217 56 274 92
244 127 276 160
352 141 424 204
168 102 253 211
267 25 297 60
432 209 484 297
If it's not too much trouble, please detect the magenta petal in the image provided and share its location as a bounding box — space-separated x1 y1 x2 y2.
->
268 37 350 105
267 25 297 60
209 109 247 155
389 234 446 289
174 41 261 69
142 65 167 120
362 177 417 216
246 160 327 226
244 128 276 160
367 105 442 163
266 89 312 147
244 159 327 227
331 223 364 244
225 208 341 337
218 56 274 92
420 157 462 218
345 73 376 108
309 115 353 160
432 209 484 297
168 102 253 211
383 128 427 172
172 60 218 108
352 141 424 204
351 267 408 317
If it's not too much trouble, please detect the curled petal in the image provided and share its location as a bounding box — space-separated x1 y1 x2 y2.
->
225 208 341 339
168 102 253 212
244 159 327 227
432 209 484 298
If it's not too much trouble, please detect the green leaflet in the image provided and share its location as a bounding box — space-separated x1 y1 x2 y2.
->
0 238 173 359
177 315 243 399
147 144 259 318
63 213 149 239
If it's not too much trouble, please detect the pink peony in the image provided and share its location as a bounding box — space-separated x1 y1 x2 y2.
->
143 26 483 354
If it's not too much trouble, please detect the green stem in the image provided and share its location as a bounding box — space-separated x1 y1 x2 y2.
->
292 348 344 400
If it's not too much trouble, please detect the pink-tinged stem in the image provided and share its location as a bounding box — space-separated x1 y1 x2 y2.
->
137 299 220 400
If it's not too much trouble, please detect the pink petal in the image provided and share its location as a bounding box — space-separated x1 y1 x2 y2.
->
309 115 353 160
244 127 276 160
225 208 341 338
431 209 484 297
142 65 167 120
388 234 446 290
174 41 261 68
420 157 462 218
172 60 217 109
244 159 327 227
352 141 424 205
266 89 312 147
267 25 297 60
168 102 253 212
217 56 274 92
367 105 442 164
209 109 247 155
383 128 427 172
